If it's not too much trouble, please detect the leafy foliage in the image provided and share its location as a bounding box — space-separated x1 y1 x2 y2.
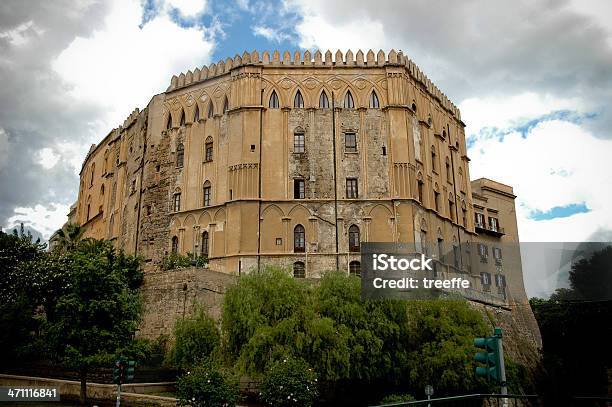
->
259 357 318 407
222 268 491 403
379 393 415 404
177 361 240 407
169 307 220 368
161 252 208 270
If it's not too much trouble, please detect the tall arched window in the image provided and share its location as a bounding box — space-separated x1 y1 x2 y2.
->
201 231 209 256
294 90 304 108
369 90 380 108
449 193 455 222
100 184 105 196
207 102 214 118
293 261 305 278
269 90 280 108
166 114 172 130
203 181 211 207
446 157 452 182
173 191 181 212
223 97 229 113
431 145 437 172
349 261 361 277
176 143 184 167
193 105 200 122
319 91 329 108
294 224 305 253
171 236 179 254
344 90 354 108
89 164 95 187
348 225 360 252
179 109 185 126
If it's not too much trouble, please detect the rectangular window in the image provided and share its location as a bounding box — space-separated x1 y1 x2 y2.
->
434 191 440 212
481 272 491 286
478 243 488 262
205 142 213 162
276 238 282 246
294 133 305 153
489 217 499 232
475 212 485 228
294 179 305 199
203 186 211 207
346 178 358 199
495 274 506 288
345 133 357 153
417 181 424 203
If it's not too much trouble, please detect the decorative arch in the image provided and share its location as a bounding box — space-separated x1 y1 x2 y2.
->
319 89 330 108
223 96 229 113
179 109 185 126
193 104 200 122
369 89 380 108
213 207 227 223
343 89 355 108
261 204 284 218
288 203 311 218
166 112 173 130
207 101 214 118
197 211 212 227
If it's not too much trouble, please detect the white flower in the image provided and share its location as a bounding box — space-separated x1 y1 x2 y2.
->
287 396 291 399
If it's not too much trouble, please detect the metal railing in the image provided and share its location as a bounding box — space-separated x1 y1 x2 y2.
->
371 393 539 407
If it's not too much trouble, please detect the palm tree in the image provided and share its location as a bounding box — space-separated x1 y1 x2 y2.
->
53 223 84 253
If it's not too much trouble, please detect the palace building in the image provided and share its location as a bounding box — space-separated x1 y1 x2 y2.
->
70 49 533 313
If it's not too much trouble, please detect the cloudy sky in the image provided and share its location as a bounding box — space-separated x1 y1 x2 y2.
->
1 0 611 248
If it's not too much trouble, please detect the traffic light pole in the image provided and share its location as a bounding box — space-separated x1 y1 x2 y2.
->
495 328 507 407
115 383 121 407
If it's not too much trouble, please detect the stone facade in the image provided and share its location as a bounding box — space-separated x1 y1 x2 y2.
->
71 49 541 349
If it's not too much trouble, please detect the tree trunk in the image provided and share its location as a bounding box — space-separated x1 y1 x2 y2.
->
79 366 87 405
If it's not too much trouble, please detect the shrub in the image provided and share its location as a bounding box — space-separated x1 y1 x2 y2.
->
260 357 318 407
177 361 240 407
169 307 220 368
161 252 207 270
120 335 168 367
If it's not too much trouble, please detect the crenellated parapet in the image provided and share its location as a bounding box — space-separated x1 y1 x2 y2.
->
166 49 461 119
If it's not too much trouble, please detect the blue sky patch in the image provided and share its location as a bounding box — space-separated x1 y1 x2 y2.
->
530 203 590 221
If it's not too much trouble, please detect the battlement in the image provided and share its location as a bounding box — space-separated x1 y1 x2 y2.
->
167 49 461 119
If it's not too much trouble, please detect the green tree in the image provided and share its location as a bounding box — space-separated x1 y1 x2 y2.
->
259 357 318 407
169 307 220 368
52 222 84 253
45 238 143 404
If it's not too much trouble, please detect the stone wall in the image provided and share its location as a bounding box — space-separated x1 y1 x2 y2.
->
137 267 235 339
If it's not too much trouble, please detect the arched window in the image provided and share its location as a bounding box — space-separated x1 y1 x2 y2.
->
166 114 172 130
204 136 213 162
173 192 181 212
344 90 354 108
201 231 209 256
411 101 417 112
446 157 452 182
176 143 184 167
194 105 200 122
269 90 280 108
449 193 455 222
349 261 361 277
293 261 305 278
319 91 329 108
171 236 179 254
417 173 424 203
459 167 464 189
294 224 305 253
100 184 105 196
207 102 214 118
348 225 360 252
203 181 211 207
431 145 437 172
294 90 304 108
89 164 95 187
179 109 185 126
369 90 380 108
223 97 229 113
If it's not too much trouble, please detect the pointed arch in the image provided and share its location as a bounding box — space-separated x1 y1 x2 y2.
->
223 96 229 113
179 109 185 126
294 89 304 108
207 101 214 118
269 90 280 108
369 90 380 108
176 143 184 167
343 90 355 108
166 112 173 130
319 89 330 108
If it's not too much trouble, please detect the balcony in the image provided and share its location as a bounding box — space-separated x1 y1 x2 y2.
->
475 223 505 237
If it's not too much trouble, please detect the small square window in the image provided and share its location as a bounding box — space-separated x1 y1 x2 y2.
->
250 144 256 151
276 238 282 245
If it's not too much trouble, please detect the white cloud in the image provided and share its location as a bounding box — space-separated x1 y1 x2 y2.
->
253 25 291 43
460 92 585 137
52 0 214 132
0 20 44 47
468 118 612 241
37 147 60 169
6 203 72 240
167 0 207 16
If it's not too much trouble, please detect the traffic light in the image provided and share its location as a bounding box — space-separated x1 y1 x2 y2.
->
112 359 125 385
474 327 503 383
125 360 136 383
